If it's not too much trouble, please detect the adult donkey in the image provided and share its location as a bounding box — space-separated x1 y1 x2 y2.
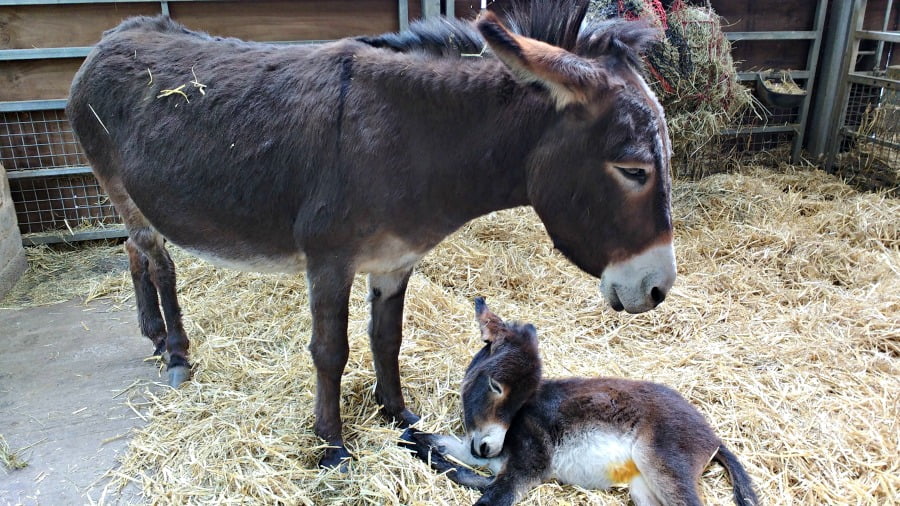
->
68 1 676 467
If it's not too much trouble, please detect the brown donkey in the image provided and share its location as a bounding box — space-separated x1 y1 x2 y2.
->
68 1 676 467
401 298 759 506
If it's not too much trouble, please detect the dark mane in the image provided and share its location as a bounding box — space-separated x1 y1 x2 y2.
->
358 0 656 72
499 0 589 51
356 16 485 57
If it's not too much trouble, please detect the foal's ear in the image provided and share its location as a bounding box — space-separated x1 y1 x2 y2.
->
476 10 614 109
474 296 504 343
522 323 538 342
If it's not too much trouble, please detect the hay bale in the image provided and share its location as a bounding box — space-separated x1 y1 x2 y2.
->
9 167 899 504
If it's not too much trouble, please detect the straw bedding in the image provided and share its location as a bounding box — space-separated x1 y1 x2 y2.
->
4 166 898 504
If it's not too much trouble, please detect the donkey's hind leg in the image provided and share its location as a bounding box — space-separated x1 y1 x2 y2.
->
125 239 167 356
90 169 190 386
129 227 191 387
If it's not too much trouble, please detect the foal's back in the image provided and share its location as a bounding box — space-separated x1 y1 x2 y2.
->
530 377 722 496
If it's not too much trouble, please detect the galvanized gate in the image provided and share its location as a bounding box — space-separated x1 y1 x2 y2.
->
826 0 899 191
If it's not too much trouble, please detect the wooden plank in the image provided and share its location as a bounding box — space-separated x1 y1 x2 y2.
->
730 39 811 73
0 4 160 50
0 58 82 102
169 0 401 41
712 0 818 32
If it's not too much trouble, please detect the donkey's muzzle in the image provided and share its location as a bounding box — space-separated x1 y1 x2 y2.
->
600 242 676 314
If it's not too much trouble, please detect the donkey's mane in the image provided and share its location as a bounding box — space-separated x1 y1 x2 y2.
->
358 0 656 70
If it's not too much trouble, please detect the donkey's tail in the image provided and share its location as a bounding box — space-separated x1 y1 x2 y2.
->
712 444 760 506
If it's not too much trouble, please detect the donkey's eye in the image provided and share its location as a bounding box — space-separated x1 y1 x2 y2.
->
488 376 503 395
616 166 648 185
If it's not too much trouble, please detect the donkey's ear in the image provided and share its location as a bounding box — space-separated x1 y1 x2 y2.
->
575 20 660 68
476 10 605 109
475 296 504 343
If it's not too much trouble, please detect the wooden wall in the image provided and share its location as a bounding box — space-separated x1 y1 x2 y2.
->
3 0 895 105
0 1 413 103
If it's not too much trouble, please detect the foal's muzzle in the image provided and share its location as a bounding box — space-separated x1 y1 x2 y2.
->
469 424 506 459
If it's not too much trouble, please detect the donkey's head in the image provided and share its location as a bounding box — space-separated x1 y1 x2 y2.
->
462 297 542 459
477 11 676 314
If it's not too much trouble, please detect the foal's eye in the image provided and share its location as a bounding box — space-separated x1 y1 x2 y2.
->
488 377 503 395
616 166 648 185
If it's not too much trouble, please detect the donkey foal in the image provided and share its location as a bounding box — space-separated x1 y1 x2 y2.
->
400 298 759 506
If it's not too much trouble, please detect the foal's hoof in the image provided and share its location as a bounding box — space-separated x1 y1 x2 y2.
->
318 445 352 472
167 365 191 387
398 427 431 461
398 427 420 447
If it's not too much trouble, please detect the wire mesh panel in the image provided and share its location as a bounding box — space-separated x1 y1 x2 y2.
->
8 174 120 235
0 108 123 238
0 110 88 172
834 78 900 191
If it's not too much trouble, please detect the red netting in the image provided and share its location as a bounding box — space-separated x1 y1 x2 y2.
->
616 0 668 29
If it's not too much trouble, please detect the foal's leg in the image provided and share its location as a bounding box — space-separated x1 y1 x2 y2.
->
475 468 540 506
634 445 705 506
367 267 419 426
629 476 663 506
475 425 547 506
130 227 191 387
307 262 354 469
125 239 167 356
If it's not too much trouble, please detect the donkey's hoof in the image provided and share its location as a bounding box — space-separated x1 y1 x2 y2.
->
318 445 352 472
167 365 191 387
386 408 420 429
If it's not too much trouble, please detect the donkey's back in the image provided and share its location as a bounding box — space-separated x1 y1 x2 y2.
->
68 16 353 266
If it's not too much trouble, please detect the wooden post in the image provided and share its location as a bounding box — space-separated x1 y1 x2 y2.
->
0 163 28 300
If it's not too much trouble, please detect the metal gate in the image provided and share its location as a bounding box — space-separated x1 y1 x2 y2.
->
826 0 899 191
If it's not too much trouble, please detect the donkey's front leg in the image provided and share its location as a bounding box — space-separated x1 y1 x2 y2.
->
367 268 419 426
307 263 354 469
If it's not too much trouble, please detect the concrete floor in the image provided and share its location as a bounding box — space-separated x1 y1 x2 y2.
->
0 299 160 505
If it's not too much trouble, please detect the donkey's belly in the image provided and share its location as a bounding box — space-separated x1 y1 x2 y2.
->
177 233 425 275
549 429 638 490
181 246 308 274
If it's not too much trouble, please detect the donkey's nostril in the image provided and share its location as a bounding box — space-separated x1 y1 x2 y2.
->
650 286 666 305
480 442 489 457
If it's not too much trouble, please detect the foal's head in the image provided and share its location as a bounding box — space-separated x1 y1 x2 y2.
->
476 10 676 314
462 297 542 458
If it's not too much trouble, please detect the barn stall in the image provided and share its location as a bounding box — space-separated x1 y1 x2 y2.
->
1 0 898 504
